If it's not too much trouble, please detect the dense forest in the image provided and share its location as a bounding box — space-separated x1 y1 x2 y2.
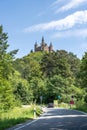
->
0 25 87 111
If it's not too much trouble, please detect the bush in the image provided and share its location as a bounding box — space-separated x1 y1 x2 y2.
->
84 94 87 103
75 100 87 113
0 106 34 130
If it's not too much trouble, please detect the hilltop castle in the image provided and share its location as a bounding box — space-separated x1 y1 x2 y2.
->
34 37 53 52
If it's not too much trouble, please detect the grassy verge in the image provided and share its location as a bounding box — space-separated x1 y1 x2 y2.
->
58 102 70 108
57 102 87 114
75 101 87 113
0 105 42 130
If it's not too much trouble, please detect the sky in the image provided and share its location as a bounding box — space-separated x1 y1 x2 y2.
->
0 0 87 59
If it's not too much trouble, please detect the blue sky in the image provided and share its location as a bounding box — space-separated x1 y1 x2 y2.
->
0 0 87 59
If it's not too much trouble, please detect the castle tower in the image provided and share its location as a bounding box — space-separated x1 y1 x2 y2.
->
41 36 45 46
49 42 53 52
34 42 38 52
42 36 44 43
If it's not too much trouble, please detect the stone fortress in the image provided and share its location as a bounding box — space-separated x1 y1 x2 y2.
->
34 37 53 52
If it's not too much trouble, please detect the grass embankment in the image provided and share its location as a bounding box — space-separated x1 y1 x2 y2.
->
58 101 87 113
75 101 87 113
0 105 42 130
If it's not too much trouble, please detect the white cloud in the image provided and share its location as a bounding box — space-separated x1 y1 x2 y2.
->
52 0 87 13
24 10 87 32
51 0 62 7
52 28 87 38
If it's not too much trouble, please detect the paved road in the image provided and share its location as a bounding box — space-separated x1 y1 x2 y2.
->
11 108 87 130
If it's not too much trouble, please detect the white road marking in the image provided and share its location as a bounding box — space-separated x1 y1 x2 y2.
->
39 114 87 119
14 111 48 130
14 109 87 130
14 119 39 130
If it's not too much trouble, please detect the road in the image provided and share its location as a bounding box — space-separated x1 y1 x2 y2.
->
10 108 87 130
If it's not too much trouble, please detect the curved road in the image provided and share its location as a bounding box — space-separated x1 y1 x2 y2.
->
10 108 87 130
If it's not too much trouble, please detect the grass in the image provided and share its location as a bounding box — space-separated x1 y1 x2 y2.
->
0 105 42 130
75 101 87 113
1 102 86 130
57 101 87 113
58 102 70 108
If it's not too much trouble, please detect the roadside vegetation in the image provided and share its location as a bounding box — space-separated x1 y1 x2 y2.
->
75 101 87 113
0 105 42 130
56 100 87 113
0 25 87 129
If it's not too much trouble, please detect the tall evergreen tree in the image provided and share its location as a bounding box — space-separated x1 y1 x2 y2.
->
0 25 18 110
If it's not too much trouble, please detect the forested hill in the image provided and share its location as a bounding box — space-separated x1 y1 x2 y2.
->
13 50 84 104
0 25 87 111
14 50 80 82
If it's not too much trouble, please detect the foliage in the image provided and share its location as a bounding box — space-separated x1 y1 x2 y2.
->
13 50 83 104
80 52 87 88
0 79 15 110
84 94 87 103
10 71 33 105
0 25 18 110
75 100 87 113
0 25 86 114
0 105 42 130
40 51 70 78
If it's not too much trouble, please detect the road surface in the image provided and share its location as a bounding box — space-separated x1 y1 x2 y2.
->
9 108 87 130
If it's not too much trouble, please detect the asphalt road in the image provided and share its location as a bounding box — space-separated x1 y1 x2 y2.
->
10 108 87 130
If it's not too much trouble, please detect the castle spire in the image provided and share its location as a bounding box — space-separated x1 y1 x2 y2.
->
42 36 44 43
49 42 53 52
50 42 52 46
34 41 38 52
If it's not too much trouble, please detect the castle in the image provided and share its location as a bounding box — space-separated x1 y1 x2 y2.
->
34 37 53 52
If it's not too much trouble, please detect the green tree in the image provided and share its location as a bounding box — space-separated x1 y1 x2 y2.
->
80 52 87 89
0 25 18 110
0 25 18 79
10 70 33 105
68 52 81 87
84 94 87 103
40 51 71 78
44 75 72 103
0 79 15 110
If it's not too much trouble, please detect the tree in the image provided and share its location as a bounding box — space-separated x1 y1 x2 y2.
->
40 51 71 78
0 79 15 110
80 52 87 89
14 80 33 104
84 94 87 103
0 25 18 110
44 75 73 103
0 25 18 79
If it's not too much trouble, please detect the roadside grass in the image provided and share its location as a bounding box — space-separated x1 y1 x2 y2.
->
75 101 87 113
0 105 42 130
57 101 87 114
58 102 70 108
1 102 86 130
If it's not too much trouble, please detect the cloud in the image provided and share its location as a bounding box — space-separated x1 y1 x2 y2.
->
24 10 87 33
52 28 87 38
51 0 62 7
52 0 87 13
